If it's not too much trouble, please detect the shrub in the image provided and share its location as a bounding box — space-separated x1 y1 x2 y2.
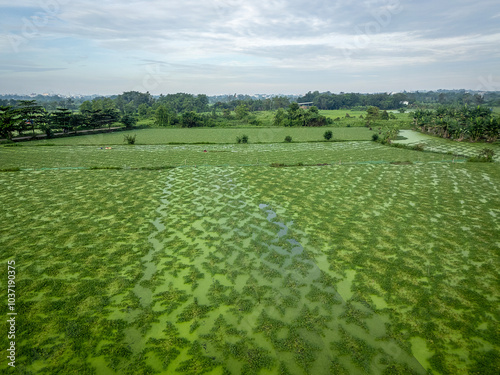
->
323 130 333 141
121 115 137 129
123 134 136 145
411 143 425 152
468 148 495 162
249 118 262 126
237 135 249 144
371 133 379 141
284 136 292 143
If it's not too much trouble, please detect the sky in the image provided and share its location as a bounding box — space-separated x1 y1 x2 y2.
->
0 0 499 95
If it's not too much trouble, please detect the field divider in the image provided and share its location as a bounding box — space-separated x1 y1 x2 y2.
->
0 159 469 173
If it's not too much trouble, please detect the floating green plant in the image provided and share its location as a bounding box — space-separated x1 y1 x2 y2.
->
278 328 320 372
306 284 341 307
182 266 205 290
292 305 331 336
253 310 286 340
177 298 211 324
332 326 377 373
175 340 219 375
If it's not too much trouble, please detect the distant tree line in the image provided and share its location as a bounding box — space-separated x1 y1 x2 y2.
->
297 91 410 110
2 90 500 138
412 105 500 142
296 90 500 110
0 94 84 111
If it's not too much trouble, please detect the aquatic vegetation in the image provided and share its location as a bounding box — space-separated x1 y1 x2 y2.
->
253 310 286 340
207 280 231 306
257 262 282 281
332 327 377 373
177 298 212 324
0 139 498 374
182 266 205 290
292 305 331 336
305 284 340 307
279 328 320 372
175 341 219 375
339 302 373 332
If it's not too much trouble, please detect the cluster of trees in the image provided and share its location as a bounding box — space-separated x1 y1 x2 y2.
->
212 96 292 112
412 105 500 142
409 90 500 108
0 100 123 140
79 92 210 120
153 103 260 128
297 90 500 110
297 91 410 110
273 103 332 127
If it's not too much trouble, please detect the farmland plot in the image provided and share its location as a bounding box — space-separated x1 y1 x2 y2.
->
1 142 457 171
395 130 500 161
1 158 498 374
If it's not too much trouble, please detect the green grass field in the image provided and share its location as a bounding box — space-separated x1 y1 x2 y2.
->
1 128 498 374
22 127 373 146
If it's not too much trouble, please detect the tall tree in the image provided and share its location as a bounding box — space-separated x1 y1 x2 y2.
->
235 104 249 120
0 106 21 140
155 105 176 126
16 100 46 136
51 108 72 133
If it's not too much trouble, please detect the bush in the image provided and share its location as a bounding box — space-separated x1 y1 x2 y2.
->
371 133 379 142
121 115 137 129
249 118 262 126
468 148 495 162
323 130 333 141
411 143 425 151
284 136 292 143
123 134 136 145
236 135 249 144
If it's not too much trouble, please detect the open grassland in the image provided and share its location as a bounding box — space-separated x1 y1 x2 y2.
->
22 127 374 146
0 128 498 374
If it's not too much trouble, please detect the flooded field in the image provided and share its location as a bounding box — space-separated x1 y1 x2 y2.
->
395 130 500 161
0 140 499 374
0 142 460 171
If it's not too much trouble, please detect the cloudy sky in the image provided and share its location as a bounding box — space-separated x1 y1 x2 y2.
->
1 0 499 95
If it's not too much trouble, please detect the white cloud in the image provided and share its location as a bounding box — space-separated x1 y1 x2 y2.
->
1 0 499 94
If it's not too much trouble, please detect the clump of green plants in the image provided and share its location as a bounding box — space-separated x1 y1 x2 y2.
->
372 133 379 142
324 130 333 141
284 135 292 143
411 143 425 151
468 148 495 162
236 134 249 143
123 134 136 144
0 167 21 172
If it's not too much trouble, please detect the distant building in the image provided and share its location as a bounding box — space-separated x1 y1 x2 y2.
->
298 102 314 109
